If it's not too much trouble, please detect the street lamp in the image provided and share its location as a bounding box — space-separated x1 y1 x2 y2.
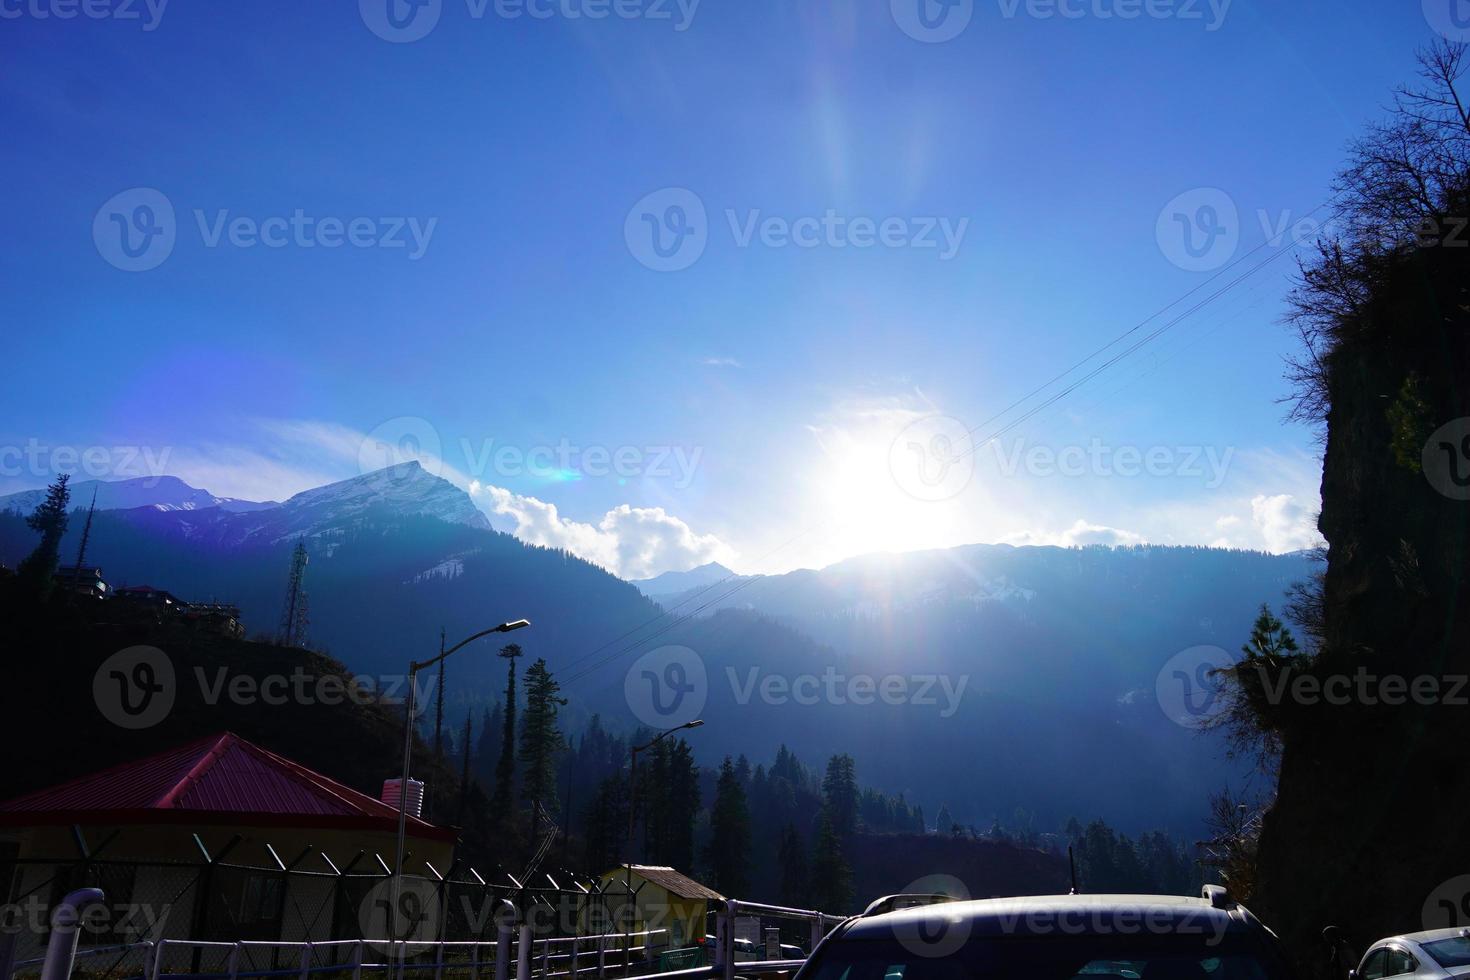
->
625 720 704 860
390 618 530 936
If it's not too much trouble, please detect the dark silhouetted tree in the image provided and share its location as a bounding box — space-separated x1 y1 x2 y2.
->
704 756 751 896
518 657 567 811
491 644 523 819
17 474 70 600
777 823 809 907
821 754 859 836
809 809 853 913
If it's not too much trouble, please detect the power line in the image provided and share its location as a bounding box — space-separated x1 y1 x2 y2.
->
947 231 1313 467
556 203 1330 688
949 197 1336 453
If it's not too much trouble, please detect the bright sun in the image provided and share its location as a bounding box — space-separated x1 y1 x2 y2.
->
808 424 976 561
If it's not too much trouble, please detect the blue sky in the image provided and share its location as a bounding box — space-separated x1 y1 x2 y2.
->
0 0 1446 577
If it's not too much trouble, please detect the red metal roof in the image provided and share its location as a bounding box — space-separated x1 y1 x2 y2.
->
0 732 453 841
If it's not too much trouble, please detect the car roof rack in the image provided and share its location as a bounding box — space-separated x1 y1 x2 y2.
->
1201 885 1235 910
861 894 957 917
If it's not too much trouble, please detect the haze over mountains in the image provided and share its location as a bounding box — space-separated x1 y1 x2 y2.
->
0 475 277 515
0 467 1313 835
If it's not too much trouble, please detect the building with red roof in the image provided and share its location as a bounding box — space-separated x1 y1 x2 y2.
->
0 732 456 946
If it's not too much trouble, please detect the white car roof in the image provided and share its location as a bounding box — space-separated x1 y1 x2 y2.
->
1370 928 1470 949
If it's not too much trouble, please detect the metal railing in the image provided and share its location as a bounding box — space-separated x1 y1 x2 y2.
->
6 886 843 980
709 901 845 980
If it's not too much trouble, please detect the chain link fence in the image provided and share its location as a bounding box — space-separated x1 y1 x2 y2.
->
0 848 667 980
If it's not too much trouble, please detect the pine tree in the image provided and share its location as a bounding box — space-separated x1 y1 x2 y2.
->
457 713 474 823
582 773 629 873
808 809 853 913
17 474 70 600
666 738 700 869
936 802 955 835
1242 604 1300 661
821 755 859 836
475 703 503 786
518 657 567 811
491 645 523 819
777 823 809 907
704 756 752 896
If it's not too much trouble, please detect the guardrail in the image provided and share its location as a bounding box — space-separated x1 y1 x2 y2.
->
710 900 844 980
6 890 844 980
136 931 673 980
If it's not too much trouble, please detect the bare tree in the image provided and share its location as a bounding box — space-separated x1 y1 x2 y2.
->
1285 40 1470 424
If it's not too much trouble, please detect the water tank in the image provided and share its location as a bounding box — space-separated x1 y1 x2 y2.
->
381 777 425 818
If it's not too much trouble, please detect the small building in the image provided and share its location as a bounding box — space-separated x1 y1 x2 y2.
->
596 865 724 953
0 732 456 955
181 601 247 639
52 565 109 598
113 584 185 610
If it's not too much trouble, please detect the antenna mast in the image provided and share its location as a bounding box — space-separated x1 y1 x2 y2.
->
278 540 310 648
70 486 98 594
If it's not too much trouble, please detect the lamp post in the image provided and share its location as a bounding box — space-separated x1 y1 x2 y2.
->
390 618 530 937
625 720 704 861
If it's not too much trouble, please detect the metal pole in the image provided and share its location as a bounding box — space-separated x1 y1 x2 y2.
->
150 940 169 980
0 928 20 980
515 926 532 980
493 926 512 980
39 888 103 980
719 901 736 980
391 662 420 943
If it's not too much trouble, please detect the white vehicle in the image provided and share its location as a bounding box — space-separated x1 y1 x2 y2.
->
1351 929 1470 979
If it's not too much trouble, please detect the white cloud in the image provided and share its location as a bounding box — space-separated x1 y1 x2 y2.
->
701 357 743 368
1250 493 1321 553
1059 520 1145 547
1003 519 1145 548
137 418 734 580
476 485 735 579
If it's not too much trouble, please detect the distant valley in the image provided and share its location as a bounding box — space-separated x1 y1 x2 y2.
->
0 468 1312 837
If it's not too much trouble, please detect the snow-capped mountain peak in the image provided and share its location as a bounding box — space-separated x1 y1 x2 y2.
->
281 462 490 532
0 475 275 515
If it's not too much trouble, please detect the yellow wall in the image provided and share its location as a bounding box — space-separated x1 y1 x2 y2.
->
592 872 708 952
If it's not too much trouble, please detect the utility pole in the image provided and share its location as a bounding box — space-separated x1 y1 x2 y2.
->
277 541 310 648
433 629 446 760
457 712 473 826
69 487 98 596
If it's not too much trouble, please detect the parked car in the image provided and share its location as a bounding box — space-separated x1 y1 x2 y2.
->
1350 929 1470 979
793 886 1296 980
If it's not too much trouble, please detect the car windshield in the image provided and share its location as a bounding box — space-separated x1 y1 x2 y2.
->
799 934 1291 980
1424 937 1470 968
